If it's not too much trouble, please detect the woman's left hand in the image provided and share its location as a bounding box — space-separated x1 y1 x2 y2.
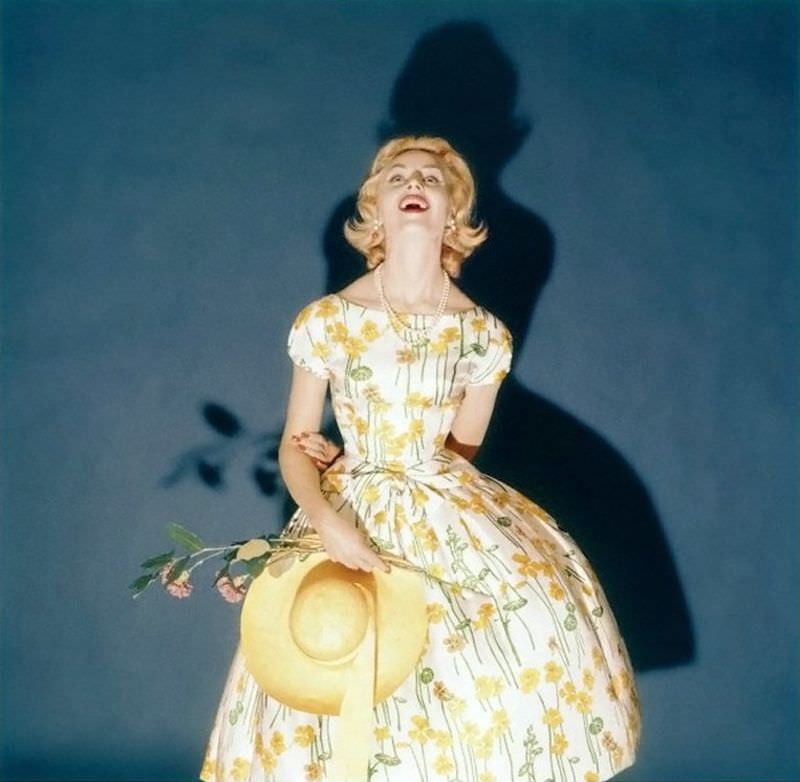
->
290 431 342 471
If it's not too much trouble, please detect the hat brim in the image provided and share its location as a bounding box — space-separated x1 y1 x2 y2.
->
240 551 428 715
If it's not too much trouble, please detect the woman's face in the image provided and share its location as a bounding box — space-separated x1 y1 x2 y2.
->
374 149 451 244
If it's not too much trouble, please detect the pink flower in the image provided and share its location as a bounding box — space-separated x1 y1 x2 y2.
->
216 575 247 604
166 577 193 599
159 561 193 599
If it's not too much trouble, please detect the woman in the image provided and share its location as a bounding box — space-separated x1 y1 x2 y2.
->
201 136 640 782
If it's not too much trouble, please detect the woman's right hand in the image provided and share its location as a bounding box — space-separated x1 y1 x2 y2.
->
308 507 390 573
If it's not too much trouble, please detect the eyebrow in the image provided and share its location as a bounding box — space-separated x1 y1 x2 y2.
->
387 163 443 172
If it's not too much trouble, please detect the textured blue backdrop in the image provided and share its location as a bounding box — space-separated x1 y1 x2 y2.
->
2 1 797 780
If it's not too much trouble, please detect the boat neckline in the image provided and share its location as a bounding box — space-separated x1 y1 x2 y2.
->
331 293 483 317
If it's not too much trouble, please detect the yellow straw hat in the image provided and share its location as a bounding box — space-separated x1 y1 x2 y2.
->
240 537 428 782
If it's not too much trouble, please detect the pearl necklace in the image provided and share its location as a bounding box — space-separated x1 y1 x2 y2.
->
375 264 451 348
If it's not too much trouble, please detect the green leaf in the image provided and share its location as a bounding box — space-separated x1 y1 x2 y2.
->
140 550 175 570
374 754 401 766
244 556 269 578
454 619 471 631
167 522 205 553
419 667 434 684
588 717 604 735
470 342 487 356
129 572 157 595
502 597 528 611
495 516 512 527
349 365 373 381
563 614 578 631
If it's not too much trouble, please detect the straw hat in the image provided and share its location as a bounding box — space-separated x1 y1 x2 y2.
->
241 548 427 711
240 544 428 781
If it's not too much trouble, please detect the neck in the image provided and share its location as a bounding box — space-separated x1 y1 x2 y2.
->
380 236 446 310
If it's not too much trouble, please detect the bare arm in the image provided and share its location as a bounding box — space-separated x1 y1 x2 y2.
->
278 364 387 572
445 382 503 462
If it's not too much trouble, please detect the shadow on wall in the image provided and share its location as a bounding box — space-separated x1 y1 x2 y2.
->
321 20 695 672
167 20 694 673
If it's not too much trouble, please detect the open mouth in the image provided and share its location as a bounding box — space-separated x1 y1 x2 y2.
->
399 195 429 212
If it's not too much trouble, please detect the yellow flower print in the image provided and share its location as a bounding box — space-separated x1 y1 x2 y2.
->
433 681 452 701
445 634 466 653
520 667 541 694
396 346 416 364
408 714 434 744
479 773 497 782
474 675 504 699
472 318 488 333
360 320 380 341
548 580 566 601
393 505 407 532
230 757 251 780
405 392 434 408
542 708 563 728
373 510 387 526
294 303 314 327
315 298 339 319
462 722 480 743
492 369 509 383
433 432 446 449
427 562 445 580
311 341 331 362
433 754 455 775
440 326 461 343
327 321 349 343
270 731 286 755
321 473 344 494
355 416 369 436
544 661 564 683
408 419 425 439
583 669 596 689
430 337 449 355
469 493 488 513
433 730 453 750
294 724 316 747
446 697 466 717
491 708 510 736
374 725 390 741
473 602 495 630
575 690 593 714
411 487 428 505
551 732 569 756
560 681 578 705
473 729 495 759
304 761 323 781
426 602 446 623
362 485 380 504
585 772 600 782
411 521 439 551
199 758 215 779
343 336 366 358
511 552 538 578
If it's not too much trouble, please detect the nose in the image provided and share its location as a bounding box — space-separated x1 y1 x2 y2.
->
406 171 424 188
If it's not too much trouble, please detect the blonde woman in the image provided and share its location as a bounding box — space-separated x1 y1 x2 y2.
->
201 136 640 781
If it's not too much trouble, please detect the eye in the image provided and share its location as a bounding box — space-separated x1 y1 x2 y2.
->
389 174 404 183
425 175 442 184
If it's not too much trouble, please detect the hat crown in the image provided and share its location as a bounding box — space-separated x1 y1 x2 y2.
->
290 575 369 663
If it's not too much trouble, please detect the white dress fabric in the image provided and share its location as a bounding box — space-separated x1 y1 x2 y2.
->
200 294 640 782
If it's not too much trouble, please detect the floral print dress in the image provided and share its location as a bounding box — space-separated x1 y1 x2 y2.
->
200 294 640 782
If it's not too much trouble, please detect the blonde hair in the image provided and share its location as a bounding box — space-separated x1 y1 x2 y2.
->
344 136 488 278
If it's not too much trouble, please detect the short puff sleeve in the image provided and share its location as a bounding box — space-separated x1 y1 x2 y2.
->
286 299 331 380
468 319 513 386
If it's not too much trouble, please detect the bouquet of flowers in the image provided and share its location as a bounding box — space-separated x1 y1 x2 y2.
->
130 522 299 604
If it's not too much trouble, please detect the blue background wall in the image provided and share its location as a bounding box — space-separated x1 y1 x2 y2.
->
2 2 797 780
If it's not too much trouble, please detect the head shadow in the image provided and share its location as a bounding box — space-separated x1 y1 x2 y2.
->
320 20 695 671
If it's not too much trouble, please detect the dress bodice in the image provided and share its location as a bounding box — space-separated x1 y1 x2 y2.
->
287 294 513 469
